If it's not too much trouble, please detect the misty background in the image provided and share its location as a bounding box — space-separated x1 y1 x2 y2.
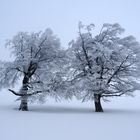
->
0 0 140 60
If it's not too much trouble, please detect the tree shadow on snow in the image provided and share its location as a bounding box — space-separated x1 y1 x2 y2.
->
1 104 140 115
29 105 94 114
104 108 140 115
27 105 140 115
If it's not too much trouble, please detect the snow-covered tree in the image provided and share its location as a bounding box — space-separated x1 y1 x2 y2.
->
68 22 140 112
36 49 72 102
0 29 63 111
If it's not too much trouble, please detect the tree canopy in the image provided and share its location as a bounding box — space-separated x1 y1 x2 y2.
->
0 23 140 112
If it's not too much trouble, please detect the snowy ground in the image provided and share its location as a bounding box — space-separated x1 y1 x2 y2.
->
0 89 140 140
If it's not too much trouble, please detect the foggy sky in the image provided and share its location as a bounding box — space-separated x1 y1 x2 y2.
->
0 0 140 60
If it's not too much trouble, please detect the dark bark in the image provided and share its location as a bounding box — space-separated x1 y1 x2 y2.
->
19 96 28 111
94 94 103 112
19 62 37 111
19 75 29 111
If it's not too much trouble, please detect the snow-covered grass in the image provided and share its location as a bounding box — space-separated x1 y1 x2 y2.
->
0 90 140 140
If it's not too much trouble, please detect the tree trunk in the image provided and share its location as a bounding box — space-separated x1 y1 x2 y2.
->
19 76 29 111
19 96 28 111
94 94 103 112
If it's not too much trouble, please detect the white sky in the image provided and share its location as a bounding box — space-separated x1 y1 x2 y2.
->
0 0 140 60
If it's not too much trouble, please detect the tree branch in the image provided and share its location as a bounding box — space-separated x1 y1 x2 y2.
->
107 55 129 84
101 93 125 97
34 36 48 58
27 91 42 96
78 26 92 74
8 89 23 96
101 88 133 97
8 89 42 97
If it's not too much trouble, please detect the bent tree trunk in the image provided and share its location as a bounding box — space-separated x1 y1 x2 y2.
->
94 94 103 112
9 62 38 111
19 62 37 111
